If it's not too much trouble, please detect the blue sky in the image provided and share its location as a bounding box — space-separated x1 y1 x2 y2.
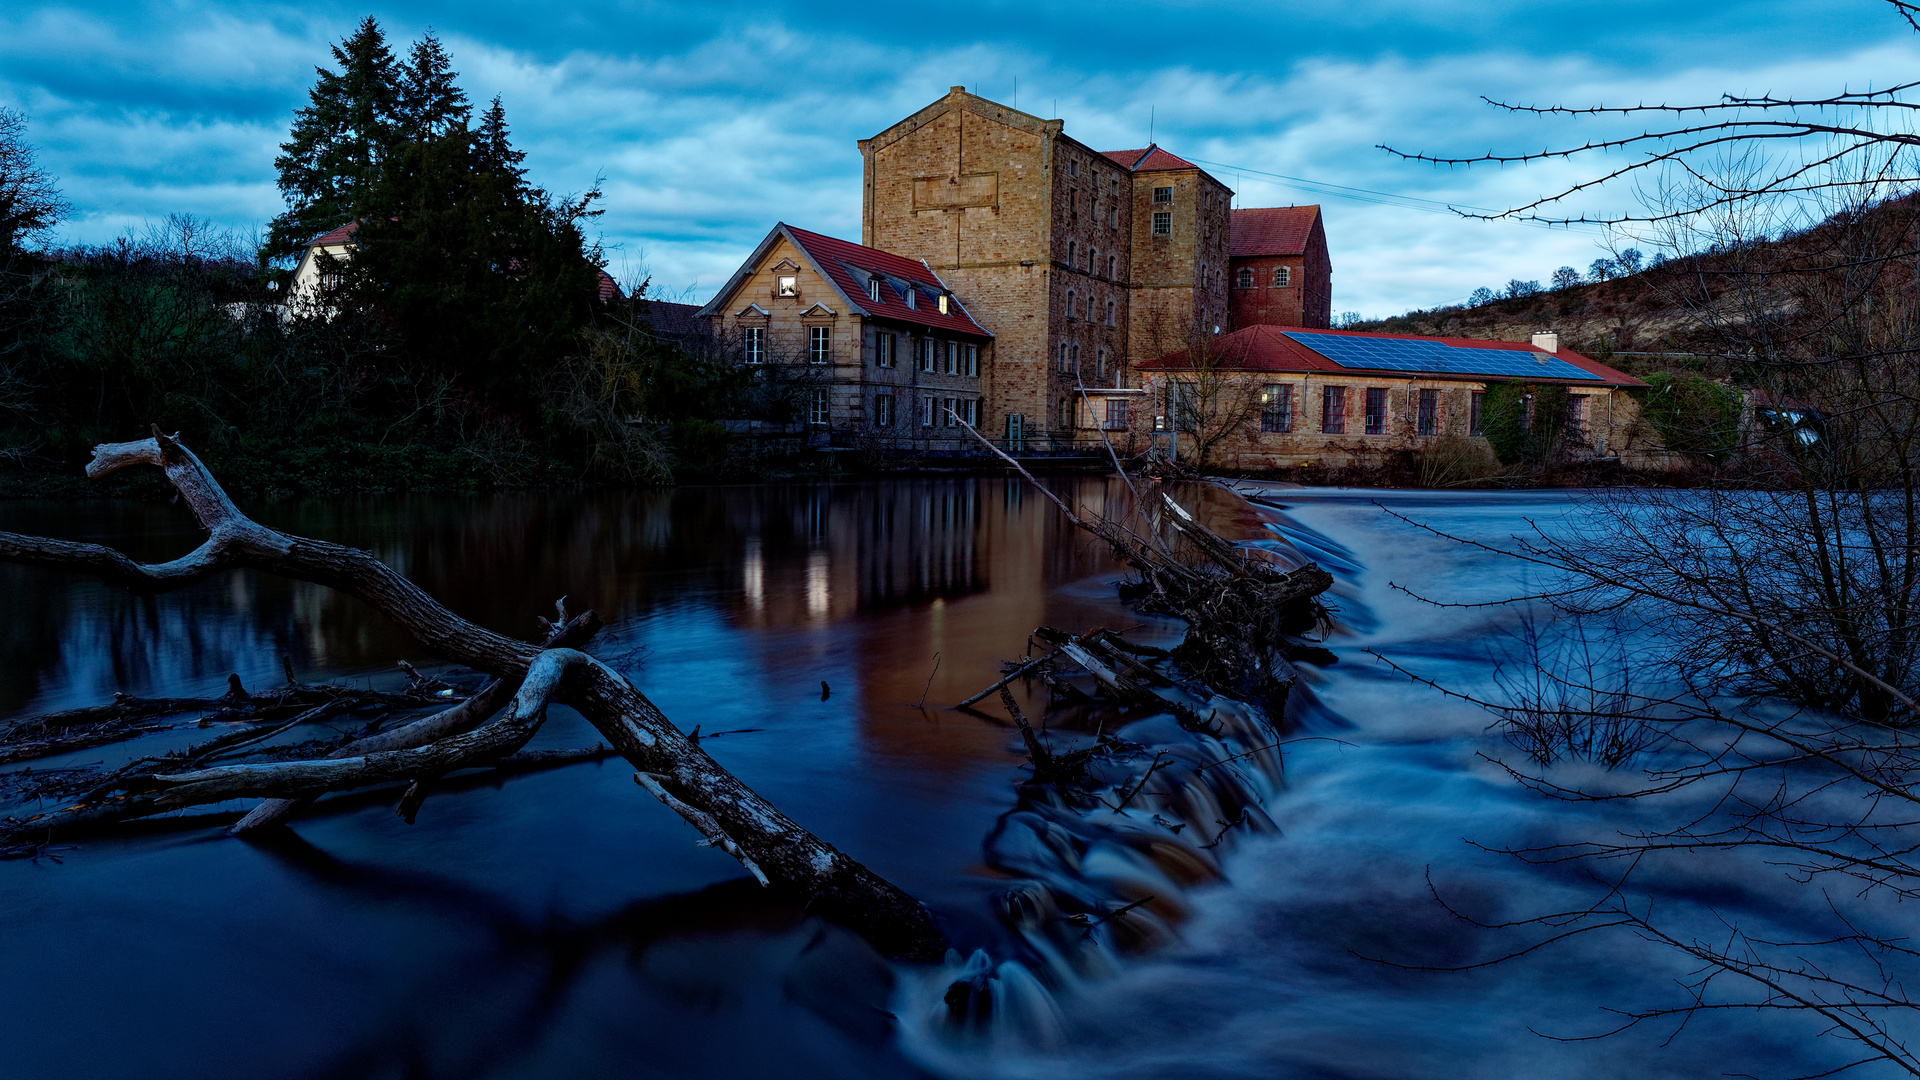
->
3 0 1915 316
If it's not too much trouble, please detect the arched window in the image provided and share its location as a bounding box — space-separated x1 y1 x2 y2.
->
1107 255 1117 278
1065 289 1076 320
1275 266 1292 287
1236 267 1253 289
1066 241 1075 267
1089 246 1099 274
1105 299 1115 326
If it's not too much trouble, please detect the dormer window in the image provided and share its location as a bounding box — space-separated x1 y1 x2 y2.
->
867 276 882 302
938 293 950 315
777 275 798 297
905 286 916 309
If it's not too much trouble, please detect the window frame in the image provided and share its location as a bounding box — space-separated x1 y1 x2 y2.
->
875 393 893 428
1365 387 1388 435
1236 267 1254 289
1260 384 1293 433
742 325 765 365
965 343 979 377
808 325 832 365
919 338 936 373
777 275 798 297
1417 388 1439 436
1152 185 1173 204
920 395 934 427
808 388 830 426
1151 212 1171 236
876 332 894 368
1065 289 1076 320
1275 266 1292 288
1321 385 1347 434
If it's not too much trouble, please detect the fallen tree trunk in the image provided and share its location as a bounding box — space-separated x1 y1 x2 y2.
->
0 429 944 960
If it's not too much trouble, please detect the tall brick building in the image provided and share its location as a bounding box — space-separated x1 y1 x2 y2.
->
1228 205 1332 330
701 86 1329 449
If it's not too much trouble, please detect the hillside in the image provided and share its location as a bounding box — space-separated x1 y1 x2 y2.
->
1347 191 1920 382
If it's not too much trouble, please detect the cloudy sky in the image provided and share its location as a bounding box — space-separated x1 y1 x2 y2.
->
3 0 1914 316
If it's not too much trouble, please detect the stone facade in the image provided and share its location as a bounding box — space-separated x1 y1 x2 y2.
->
695 224 993 452
859 87 1229 447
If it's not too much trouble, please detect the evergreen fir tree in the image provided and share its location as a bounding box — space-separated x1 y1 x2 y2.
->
475 96 527 191
266 16 400 260
396 30 470 140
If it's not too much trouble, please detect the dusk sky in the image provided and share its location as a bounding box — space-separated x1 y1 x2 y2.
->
3 0 1913 316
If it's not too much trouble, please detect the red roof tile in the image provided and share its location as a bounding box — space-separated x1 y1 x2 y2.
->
777 224 992 338
1230 206 1320 258
1099 145 1201 173
309 220 359 246
1138 325 1643 386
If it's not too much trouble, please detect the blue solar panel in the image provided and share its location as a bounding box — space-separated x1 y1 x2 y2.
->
1281 331 1604 381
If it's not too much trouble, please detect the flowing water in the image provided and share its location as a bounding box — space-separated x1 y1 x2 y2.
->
0 480 1871 1078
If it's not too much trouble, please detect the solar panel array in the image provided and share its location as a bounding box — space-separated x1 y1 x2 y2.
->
1281 331 1605 382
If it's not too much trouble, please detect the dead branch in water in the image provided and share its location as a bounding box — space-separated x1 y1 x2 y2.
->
0 429 942 960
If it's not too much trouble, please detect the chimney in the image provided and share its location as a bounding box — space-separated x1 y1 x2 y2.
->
1532 330 1559 354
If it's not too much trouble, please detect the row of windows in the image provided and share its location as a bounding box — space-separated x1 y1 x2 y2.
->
1249 385 1589 438
1062 289 1117 325
1062 242 1121 280
744 327 976 374
866 393 980 428
1234 266 1294 289
1055 343 1114 379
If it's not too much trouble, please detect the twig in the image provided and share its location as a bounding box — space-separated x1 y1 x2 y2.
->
958 649 1063 708
916 651 942 710
1106 750 1170 812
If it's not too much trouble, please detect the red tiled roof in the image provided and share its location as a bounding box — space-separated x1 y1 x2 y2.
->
1139 325 1644 387
1231 206 1320 258
777 224 992 338
596 269 621 303
1099 145 1201 172
309 220 359 246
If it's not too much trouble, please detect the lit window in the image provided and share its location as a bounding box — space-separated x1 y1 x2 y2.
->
1275 266 1292 287
1321 386 1346 434
1153 186 1172 204
809 325 831 364
875 394 893 427
1236 268 1254 289
743 326 764 364
1261 385 1293 433
777 275 797 297
938 292 949 315
809 388 830 425
1152 212 1171 236
1365 387 1388 434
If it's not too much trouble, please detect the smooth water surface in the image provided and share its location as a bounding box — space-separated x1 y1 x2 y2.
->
0 480 1870 1078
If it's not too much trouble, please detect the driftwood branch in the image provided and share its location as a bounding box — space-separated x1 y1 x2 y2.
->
0 432 943 960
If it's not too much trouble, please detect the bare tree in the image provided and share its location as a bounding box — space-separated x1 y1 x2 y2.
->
1370 2 1920 1068
0 108 67 253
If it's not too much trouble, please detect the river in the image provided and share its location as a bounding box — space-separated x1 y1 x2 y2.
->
0 480 1869 1078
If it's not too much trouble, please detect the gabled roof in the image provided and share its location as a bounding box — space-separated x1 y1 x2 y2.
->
695 223 993 339
1139 325 1644 387
1231 206 1322 258
1099 145 1201 173
309 220 359 246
